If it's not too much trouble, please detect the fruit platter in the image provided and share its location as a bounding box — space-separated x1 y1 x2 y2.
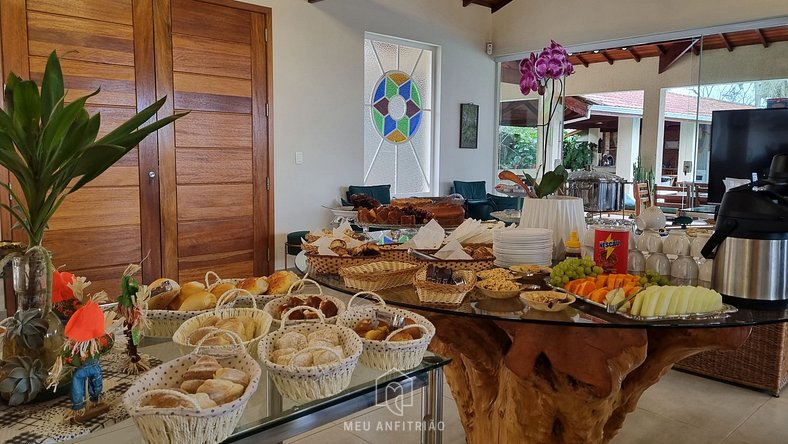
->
548 258 737 321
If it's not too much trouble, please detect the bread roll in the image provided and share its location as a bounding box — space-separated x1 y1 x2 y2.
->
140 391 194 409
178 290 217 311
196 379 245 404
271 348 296 365
183 356 221 380
313 346 343 366
289 352 313 367
266 271 300 295
275 332 307 350
214 318 247 341
214 368 250 387
364 328 387 341
388 331 414 342
308 329 340 346
170 281 206 310
211 282 237 300
319 299 339 318
190 392 218 409
180 379 205 394
188 327 218 345
238 277 268 296
239 316 257 340
147 278 181 310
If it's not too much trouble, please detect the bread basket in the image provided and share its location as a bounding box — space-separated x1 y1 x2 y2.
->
305 248 417 275
172 289 273 356
337 292 435 371
257 306 362 402
413 267 476 305
263 279 346 328
146 295 239 338
339 261 420 291
123 331 261 444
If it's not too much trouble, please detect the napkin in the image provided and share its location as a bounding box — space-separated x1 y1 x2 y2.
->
445 219 481 244
402 219 445 249
332 220 353 238
434 240 472 260
317 245 338 256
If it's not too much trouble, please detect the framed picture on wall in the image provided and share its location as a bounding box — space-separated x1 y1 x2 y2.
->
459 103 479 149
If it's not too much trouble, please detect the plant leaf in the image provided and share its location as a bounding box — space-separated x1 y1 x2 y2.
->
39 51 65 126
96 96 168 145
536 171 565 198
68 144 129 194
97 111 187 149
39 91 97 174
523 173 537 187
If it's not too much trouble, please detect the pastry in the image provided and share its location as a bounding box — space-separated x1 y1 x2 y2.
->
319 299 339 318
188 327 222 346
180 379 205 394
178 290 217 311
275 331 308 350
350 193 382 210
214 368 250 387
364 328 388 341
238 276 268 296
147 278 181 310
354 319 375 335
170 281 206 310
388 331 414 342
266 271 300 295
183 356 222 380
196 379 245 404
289 352 313 367
190 392 218 409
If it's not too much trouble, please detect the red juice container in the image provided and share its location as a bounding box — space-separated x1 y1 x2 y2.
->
593 227 629 274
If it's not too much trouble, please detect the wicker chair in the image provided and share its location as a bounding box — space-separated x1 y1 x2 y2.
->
675 323 788 396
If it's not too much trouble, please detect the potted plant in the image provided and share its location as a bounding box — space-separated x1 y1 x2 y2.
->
0 51 184 405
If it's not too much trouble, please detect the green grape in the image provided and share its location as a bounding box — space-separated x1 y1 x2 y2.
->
566 271 576 279
593 266 603 274
639 277 648 285
562 276 570 284
577 273 586 279
584 266 593 275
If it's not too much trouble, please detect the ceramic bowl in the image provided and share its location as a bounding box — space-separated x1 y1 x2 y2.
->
520 291 575 312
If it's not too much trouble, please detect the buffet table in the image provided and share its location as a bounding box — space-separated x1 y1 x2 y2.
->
297 255 788 444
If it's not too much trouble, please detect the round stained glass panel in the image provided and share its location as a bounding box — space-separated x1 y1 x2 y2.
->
370 71 422 144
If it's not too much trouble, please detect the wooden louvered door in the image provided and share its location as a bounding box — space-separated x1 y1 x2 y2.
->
153 0 273 282
0 0 162 298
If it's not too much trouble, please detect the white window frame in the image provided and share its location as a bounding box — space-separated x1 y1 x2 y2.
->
364 32 440 198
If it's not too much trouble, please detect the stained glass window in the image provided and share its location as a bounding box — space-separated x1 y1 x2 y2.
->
364 35 435 196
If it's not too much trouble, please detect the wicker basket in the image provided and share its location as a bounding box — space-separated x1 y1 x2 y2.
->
337 292 435 371
263 279 346 328
146 298 238 338
0 317 9 360
204 271 276 309
305 248 419 274
339 261 420 291
257 306 362 402
172 289 273 357
675 323 788 395
123 331 262 444
413 267 476 305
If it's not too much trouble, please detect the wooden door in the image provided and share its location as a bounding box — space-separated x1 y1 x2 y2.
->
0 0 162 297
153 0 273 282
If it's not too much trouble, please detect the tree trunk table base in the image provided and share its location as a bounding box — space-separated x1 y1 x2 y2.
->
424 314 751 444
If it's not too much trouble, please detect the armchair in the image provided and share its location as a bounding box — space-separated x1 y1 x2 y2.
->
453 181 495 220
345 184 392 205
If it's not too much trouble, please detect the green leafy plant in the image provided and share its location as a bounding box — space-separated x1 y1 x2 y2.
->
562 137 595 171
633 154 655 194
0 51 186 247
525 164 569 198
5 309 48 350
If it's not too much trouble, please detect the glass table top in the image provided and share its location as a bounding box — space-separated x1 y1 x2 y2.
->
133 338 449 442
295 254 788 329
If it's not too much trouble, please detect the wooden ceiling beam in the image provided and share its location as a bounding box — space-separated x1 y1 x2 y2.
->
691 42 701 56
628 47 641 62
600 50 614 65
656 44 667 55
463 0 473 6
307 0 324 3
719 33 734 51
658 39 697 74
756 28 770 47
575 53 589 67
490 0 514 12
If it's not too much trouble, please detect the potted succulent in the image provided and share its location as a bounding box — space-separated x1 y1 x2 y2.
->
0 51 184 405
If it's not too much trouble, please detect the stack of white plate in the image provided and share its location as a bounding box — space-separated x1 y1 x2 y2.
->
493 228 553 267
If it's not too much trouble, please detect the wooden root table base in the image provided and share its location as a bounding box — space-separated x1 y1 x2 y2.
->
424 314 751 444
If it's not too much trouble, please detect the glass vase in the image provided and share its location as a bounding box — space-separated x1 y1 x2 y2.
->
2 248 65 390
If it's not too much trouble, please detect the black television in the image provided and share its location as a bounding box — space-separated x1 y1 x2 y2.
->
708 108 788 204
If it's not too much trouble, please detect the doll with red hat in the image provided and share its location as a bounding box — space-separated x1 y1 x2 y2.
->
48 277 122 422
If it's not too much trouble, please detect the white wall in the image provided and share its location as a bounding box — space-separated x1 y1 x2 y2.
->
239 0 495 269
492 0 788 57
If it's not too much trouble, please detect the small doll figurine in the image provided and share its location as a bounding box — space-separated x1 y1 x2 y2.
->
48 277 122 423
115 264 151 374
51 269 79 320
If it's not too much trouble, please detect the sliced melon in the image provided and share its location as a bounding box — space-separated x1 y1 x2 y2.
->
667 287 684 315
641 289 661 317
631 292 645 316
676 287 691 314
655 287 678 316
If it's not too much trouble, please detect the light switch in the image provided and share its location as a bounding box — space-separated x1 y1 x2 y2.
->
295 151 304 164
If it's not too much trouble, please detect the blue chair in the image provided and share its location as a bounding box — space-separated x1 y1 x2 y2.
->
453 181 495 220
345 184 391 205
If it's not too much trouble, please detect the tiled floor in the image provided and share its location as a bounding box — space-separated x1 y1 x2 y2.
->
286 370 787 444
